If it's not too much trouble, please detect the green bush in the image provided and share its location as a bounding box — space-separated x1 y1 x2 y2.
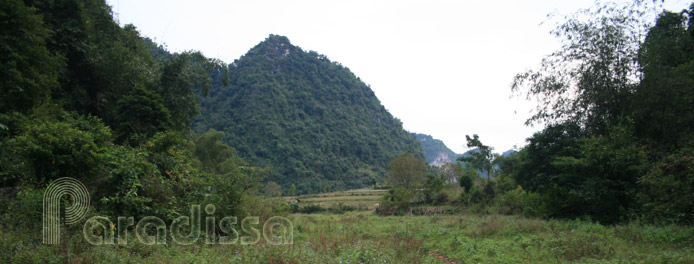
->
243 196 290 220
2 106 111 187
639 149 694 224
494 186 525 215
434 191 449 205
515 123 647 223
423 173 444 204
328 202 356 214
458 168 474 193
493 186 550 217
376 187 412 215
298 204 324 214
0 187 43 230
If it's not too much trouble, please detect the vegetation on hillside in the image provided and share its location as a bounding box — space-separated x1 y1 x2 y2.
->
3 0 694 263
411 133 460 165
0 0 280 258
193 35 423 194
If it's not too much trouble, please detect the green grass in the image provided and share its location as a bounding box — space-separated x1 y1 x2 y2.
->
4 188 694 263
286 188 385 210
4 212 694 263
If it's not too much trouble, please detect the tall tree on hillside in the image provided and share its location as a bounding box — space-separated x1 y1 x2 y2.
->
114 84 172 145
157 51 227 131
0 0 61 114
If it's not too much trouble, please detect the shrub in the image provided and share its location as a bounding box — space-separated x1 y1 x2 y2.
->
376 187 412 215
458 172 474 193
328 202 355 214
494 186 550 217
2 106 111 187
434 191 449 205
494 186 525 215
639 149 694 224
298 204 324 214
423 173 444 204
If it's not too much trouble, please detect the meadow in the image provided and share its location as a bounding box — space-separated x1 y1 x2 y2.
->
285 188 384 211
4 188 694 263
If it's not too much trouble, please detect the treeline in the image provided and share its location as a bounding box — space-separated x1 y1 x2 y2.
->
0 0 283 237
380 2 694 225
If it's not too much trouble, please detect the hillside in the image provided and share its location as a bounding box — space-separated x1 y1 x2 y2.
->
411 133 460 166
193 35 423 194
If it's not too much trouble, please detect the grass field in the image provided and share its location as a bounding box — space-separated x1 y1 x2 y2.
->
4 188 694 263
285 188 385 210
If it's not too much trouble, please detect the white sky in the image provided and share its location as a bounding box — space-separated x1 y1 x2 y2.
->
107 0 692 153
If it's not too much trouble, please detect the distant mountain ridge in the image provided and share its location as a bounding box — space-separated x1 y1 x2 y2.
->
413 133 517 167
411 133 460 166
193 35 423 194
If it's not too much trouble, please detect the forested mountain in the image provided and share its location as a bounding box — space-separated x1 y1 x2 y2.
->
193 35 423 194
411 133 459 166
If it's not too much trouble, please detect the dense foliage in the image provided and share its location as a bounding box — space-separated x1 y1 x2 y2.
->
0 0 271 234
4 1 694 262
193 35 423 194
508 2 694 224
374 3 694 226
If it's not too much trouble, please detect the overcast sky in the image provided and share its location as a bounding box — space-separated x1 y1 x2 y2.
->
106 0 692 153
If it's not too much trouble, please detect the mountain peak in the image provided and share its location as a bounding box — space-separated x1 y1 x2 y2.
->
260 34 292 46
195 36 423 194
251 34 294 60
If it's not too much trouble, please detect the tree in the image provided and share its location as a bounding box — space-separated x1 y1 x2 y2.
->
188 129 262 217
114 84 172 145
633 7 694 152
511 1 655 134
378 152 427 215
264 181 282 197
192 129 244 175
458 167 475 193
157 51 227 131
438 162 463 184
423 173 444 204
387 152 426 190
288 184 297 196
505 1 668 223
513 123 582 191
457 135 497 181
1 105 111 187
639 147 694 224
0 0 61 114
